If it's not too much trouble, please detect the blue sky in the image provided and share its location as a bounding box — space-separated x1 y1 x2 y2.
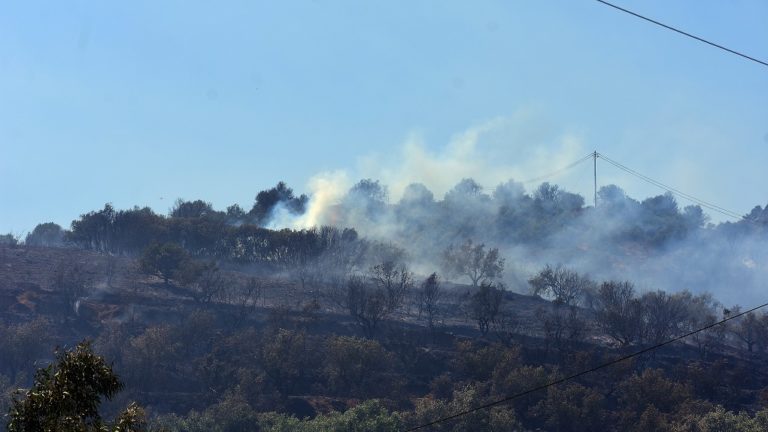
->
1 1 767 234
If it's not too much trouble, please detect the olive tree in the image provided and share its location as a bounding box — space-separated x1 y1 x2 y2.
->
139 242 190 285
529 265 594 307
442 239 504 287
346 275 390 337
593 281 643 347
468 282 505 336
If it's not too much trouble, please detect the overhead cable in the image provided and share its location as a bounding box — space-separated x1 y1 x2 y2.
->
405 300 768 431
521 153 594 184
597 153 753 222
595 0 768 68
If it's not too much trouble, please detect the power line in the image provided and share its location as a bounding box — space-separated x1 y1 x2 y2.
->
597 153 753 222
521 153 594 184
595 0 768 68
405 300 768 431
598 153 741 217
518 151 754 222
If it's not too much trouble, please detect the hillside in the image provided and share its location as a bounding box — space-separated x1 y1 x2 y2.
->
3 241 768 431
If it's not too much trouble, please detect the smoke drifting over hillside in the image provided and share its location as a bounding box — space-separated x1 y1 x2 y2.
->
269 119 768 307
284 113 587 227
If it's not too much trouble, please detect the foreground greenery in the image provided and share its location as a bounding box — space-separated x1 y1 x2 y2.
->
6 342 144 432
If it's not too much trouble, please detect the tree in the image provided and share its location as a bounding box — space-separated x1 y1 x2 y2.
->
442 239 504 287
639 290 688 345
615 368 693 430
0 233 21 248
122 326 181 391
405 385 521 432
418 273 442 331
529 265 594 307
7 341 145 432
531 383 605 432
728 308 766 354
179 261 228 304
593 281 643 347
529 182 584 238
225 204 247 222
139 242 190 284
260 329 313 396
68 204 117 252
492 310 520 346
250 182 308 225
345 275 389 337
259 400 403 432
24 223 65 247
0 318 50 381
468 282 505 336
150 392 260 432
111 207 167 255
170 199 216 219
540 305 586 352
323 336 393 397
369 261 412 314
227 277 262 326
675 406 768 432
679 292 723 358
343 179 388 220
50 261 91 314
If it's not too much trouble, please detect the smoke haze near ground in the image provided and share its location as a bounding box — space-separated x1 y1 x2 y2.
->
268 118 767 308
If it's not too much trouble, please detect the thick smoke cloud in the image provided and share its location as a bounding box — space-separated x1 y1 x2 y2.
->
286 112 588 228
270 118 768 307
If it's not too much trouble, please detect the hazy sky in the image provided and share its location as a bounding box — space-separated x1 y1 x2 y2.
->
2 1 767 234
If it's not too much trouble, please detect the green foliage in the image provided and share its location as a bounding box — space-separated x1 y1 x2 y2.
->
531 383 604 432
0 374 13 427
153 399 401 432
0 234 20 248
468 282 505 336
170 199 215 219
139 242 190 284
122 326 182 391
250 182 308 225
616 368 694 429
259 400 402 432
6 341 145 432
671 406 768 432
442 239 504 287
404 385 522 432
323 336 393 397
528 265 593 307
260 329 313 396
490 365 552 415
454 341 518 382
151 392 259 432
0 318 50 381
25 223 65 247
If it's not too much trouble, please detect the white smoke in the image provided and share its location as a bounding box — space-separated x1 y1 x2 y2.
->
276 112 589 231
271 170 351 230
263 114 766 307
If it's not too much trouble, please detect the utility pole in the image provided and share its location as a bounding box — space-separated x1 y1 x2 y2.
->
593 151 598 208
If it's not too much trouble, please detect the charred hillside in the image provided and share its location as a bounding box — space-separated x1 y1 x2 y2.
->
3 180 768 431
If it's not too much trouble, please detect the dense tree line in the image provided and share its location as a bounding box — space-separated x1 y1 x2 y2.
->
27 177 758 259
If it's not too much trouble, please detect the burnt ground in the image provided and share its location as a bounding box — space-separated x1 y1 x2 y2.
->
0 244 554 342
3 244 768 417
